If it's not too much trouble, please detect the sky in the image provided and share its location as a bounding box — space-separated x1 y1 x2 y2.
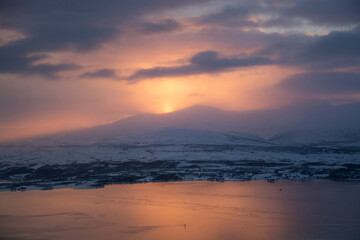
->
1 0 360 141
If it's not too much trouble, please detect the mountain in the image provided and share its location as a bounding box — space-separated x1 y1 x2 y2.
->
241 101 360 143
13 101 360 145
129 128 268 146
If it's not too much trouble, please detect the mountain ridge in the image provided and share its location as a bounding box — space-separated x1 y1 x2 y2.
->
5 100 360 145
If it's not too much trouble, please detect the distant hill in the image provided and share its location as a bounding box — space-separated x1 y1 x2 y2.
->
10 101 360 145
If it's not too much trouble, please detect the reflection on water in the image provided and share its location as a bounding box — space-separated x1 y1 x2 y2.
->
0 181 359 240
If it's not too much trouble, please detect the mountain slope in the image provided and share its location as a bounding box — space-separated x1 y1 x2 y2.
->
14 101 360 145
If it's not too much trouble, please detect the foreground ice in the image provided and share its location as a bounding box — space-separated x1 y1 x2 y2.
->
1 181 359 240
1 129 359 191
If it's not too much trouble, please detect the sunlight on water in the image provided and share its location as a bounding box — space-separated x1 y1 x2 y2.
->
0 181 359 240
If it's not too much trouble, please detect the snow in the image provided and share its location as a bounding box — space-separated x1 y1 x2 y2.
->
1 127 359 191
1 102 360 191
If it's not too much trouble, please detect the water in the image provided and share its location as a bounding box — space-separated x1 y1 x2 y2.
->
1 181 359 240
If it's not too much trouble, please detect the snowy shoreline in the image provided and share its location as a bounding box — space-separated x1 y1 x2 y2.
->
1 142 359 191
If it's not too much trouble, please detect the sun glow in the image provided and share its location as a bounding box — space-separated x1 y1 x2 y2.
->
162 104 174 113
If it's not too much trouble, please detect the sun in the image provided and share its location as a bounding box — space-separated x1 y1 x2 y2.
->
162 104 174 113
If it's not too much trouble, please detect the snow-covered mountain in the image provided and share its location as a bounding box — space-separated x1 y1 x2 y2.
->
2 102 360 190
10 101 360 146
128 128 269 146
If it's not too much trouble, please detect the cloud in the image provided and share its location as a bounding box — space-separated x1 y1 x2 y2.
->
281 0 360 26
307 26 360 60
277 71 360 94
197 3 261 28
127 25 360 81
195 0 360 29
0 44 80 79
0 0 211 78
127 51 272 81
79 69 118 79
1 0 359 80
259 26 360 69
139 19 181 34
125 25 360 81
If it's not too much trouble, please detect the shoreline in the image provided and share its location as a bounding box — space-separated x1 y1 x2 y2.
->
2 177 359 192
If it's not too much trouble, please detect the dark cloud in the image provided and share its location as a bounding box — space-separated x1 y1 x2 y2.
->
196 28 288 51
260 0 360 28
2 0 359 79
190 51 271 69
79 69 118 79
139 19 181 34
127 51 272 81
127 25 360 81
0 0 210 78
260 26 360 69
281 0 360 26
0 43 80 79
196 0 360 29
197 3 261 28
308 27 360 59
277 72 360 94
